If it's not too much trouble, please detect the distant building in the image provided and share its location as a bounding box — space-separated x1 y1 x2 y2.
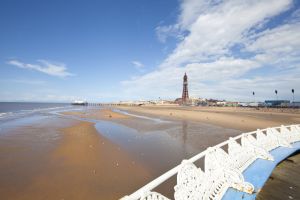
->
238 102 249 107
265 100 290 107
224 101 239 107
185 97 203 106
216 101 227 106
206 99 218 106
174 98 182 104
290 102 300 108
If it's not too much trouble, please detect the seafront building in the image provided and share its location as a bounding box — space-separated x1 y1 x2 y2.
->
265 100 290 107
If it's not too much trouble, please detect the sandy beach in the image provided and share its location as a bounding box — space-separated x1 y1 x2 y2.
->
0 117 150 200
1 106 299 199
62 108 243 172
113 105 300 131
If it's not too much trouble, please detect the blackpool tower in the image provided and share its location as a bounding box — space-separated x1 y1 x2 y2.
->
182 73 189 104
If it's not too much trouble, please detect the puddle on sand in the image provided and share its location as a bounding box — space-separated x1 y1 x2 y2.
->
0 114 51 134
113 109 170 123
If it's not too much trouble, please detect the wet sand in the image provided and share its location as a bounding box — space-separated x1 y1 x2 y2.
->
114 105 300 131
62 108 242 172
0 118 150 200
62 108 300 174
61 108 244 198
63 109 129 120
0 117 72 199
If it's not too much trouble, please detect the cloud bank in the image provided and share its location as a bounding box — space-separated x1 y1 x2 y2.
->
123 0 300 101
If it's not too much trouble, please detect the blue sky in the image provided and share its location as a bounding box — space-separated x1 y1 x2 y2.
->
1 0 300 102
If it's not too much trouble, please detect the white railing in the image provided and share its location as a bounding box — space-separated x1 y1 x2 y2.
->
121 124 300 200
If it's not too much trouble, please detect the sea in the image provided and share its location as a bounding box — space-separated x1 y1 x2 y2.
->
0 102 87 133
0 102 73 119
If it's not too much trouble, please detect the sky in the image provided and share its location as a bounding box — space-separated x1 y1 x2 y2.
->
0 0 300 103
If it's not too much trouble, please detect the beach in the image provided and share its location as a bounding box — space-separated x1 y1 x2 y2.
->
0 105 300 199
111 105 300 131
0 115 151 200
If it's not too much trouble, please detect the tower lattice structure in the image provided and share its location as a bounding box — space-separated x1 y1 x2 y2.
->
182 73 189 104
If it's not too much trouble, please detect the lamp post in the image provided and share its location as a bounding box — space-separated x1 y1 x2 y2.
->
292 89 295 108
275 90 278 101
252 91 255 103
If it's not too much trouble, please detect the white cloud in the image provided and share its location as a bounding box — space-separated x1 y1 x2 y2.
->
160 0 292 68
131 60 145 72
122 0 300 101
247 22 300 68
7 59 74 78
155 0 221 43
247 23 300 54
179 0 221 29
155 24 182 43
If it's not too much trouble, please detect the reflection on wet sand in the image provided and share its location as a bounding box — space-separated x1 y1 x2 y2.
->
181 120 188 157
62 109 241 177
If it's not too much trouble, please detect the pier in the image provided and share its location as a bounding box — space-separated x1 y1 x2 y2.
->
85 103 144 107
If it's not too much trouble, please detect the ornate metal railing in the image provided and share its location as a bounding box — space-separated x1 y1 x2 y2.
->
121 124 300 200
